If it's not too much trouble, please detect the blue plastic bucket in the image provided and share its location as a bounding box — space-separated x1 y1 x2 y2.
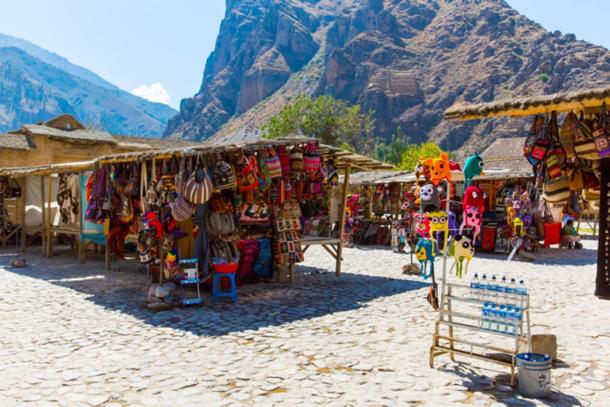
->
516 353 552 398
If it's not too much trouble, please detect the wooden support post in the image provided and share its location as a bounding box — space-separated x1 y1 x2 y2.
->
595 157 610 299
78 174 84 264
40 175 46 257
46 174 52 258
20 178 26 253
336 164 351 277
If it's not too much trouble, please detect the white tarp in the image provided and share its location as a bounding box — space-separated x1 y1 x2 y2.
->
24 176 61 228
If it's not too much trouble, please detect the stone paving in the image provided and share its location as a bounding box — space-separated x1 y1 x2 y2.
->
0 240 609 406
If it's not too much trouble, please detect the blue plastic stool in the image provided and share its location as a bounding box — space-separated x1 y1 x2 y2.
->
213 272 237 303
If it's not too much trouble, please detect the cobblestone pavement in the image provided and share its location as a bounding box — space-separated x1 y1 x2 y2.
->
0 240 608 406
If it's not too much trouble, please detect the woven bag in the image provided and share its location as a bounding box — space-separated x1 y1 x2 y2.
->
266 147 282 179
303 141 321 173
290 147 304 174
543 174 570 204
593 104 610 158
278 145 290 177
184 166 213 204
574 113 599 160
170 193 194 222
559 112 578 159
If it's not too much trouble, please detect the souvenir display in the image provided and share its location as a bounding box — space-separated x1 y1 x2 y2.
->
451 234 474 278
463 153 484 186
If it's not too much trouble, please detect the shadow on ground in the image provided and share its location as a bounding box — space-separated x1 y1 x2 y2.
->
0 246 428 337
440 362 583 407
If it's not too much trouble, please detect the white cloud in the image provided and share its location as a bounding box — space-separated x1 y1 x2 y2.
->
132 82 171 105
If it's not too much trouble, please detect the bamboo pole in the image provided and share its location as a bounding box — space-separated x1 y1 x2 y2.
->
78 174 84 264
336 164 351 277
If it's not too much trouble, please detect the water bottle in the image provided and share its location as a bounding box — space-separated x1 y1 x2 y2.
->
517 279 527 307
513 307 523 335
505 305 515 334
480 274 488 302
490 275 498 303
508 278 517 305
470 273 479 300
481 302 490 330
497 304 507 333
500 276 508 304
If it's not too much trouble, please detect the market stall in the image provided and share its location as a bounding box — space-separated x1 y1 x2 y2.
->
1 138 391 307
445 85 610 298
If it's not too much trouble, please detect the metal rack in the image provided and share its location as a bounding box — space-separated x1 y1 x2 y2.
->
429 180 532 386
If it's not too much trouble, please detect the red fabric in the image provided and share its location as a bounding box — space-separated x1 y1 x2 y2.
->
544 222 562 247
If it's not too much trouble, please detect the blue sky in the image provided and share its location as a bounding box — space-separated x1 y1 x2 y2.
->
0 1 607 110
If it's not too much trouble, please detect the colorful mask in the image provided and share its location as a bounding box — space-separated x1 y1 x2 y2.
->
414 213 430 237
463 153 484 186
427 210 449 252
459 205 482 241
463 185 485 214
425 153 451 186
452 234 474 278
420 183 441 211
415 238 436 279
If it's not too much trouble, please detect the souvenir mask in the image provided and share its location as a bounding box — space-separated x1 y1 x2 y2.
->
463 185 485 213
427 210 449 251
420 184 441 211
452 234 474 278
459 205 482 240
415 238 435 279
463 153 484 186
425 153 451 186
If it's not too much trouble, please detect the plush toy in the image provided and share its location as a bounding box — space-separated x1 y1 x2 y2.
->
144 211 164 239
463 185 485 214
420 184 441 211
452 234 474 278
448 211 458 237
415 158 430 184
459 205 482 241
415 238 436 279
427 210 449 252
463 153 484 186
414 213 431 237
425 153 451 186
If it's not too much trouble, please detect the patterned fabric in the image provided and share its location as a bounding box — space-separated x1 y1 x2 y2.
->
274 231 304 264
184 168 213 204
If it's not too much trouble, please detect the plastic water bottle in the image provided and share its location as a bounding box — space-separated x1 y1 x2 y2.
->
470 273 479 300
513 307 523 335
505 305 515 334
490 275 498 303
480 274 488 302
497 304 507 333
481 302 490 330
508 278 517 305
517 279 527 306
500 276 508 304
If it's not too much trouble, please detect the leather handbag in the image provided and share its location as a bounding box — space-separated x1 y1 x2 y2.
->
184 159 213 204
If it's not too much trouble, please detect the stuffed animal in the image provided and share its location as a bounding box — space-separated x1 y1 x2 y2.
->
415 238 436 279
463 185 485 214
463 153 484 186
415 158 430 184
426 210 449 252
452 234 474 278
448 211 458 237
425 153 451 186
459 205 482 241
420 184 441 211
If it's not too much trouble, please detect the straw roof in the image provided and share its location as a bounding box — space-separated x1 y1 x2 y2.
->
476 158 533 181
112 135 199 150
444 84 610 120
342 170 414 186
0 132 34 150
0 136 392 177
480 137 526 160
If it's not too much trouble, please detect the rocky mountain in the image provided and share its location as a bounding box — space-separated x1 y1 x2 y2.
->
166 0 610 156
0 34 176 137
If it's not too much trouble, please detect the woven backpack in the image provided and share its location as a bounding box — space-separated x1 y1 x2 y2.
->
184 165 213 205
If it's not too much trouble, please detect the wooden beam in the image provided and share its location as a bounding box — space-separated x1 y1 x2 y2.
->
336 164 351 277
20 178 26 253
40 176 46 257
46 174 52 258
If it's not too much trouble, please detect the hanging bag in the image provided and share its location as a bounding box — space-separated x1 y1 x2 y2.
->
544 112 566 179
567 168 584 191
125 163 139 196
211 153 237 191
183 155 213 204
303 141 321 173
523 115 545 166
543 172 570 204
265 147 282 179
278 145 291 178
573 112 598 160
290 146 304 175
559 112 578 159
593 104 610 158
235 150 259 192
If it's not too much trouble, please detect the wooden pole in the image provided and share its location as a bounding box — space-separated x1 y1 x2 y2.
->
46 174 52 257
336 164 351 277
595 157 610 299
20 178 26 253
40 175 46 257
78 174 84 264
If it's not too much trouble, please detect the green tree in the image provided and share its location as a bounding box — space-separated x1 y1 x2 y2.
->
262 95 374 153
397 142 445 171
374 127 410 165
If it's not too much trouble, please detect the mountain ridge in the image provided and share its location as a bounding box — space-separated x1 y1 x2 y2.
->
165 0 610 156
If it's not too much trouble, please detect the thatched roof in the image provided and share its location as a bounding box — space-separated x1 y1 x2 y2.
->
0 132 35 150
480 137 526 160
1 136 392 177
342 170 414 186
445 84 610 120
112 135 199 150
0 160 96 177
477 158 533 180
